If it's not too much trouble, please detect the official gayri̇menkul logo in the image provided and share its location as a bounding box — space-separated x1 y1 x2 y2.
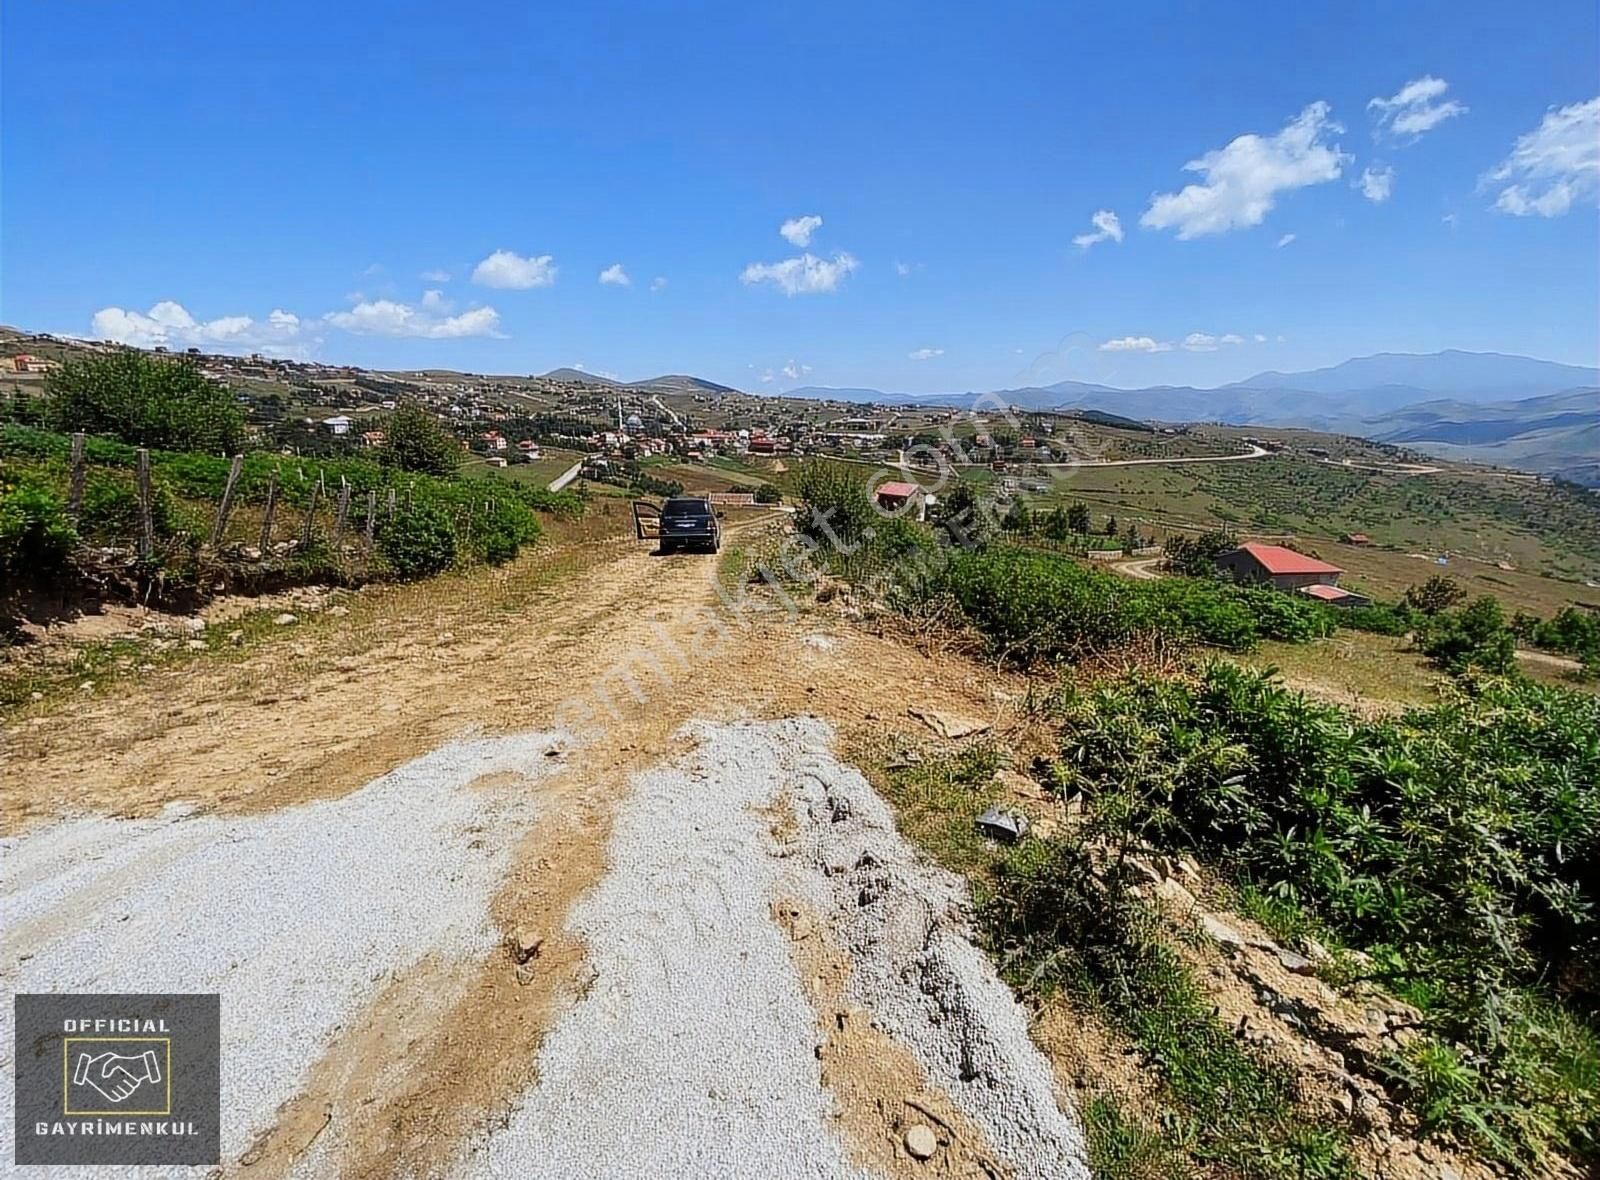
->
13 993 220 1166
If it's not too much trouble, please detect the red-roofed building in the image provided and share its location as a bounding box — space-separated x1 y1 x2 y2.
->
1216 542 1344 592
1297 583 1371 608
874 480 926 520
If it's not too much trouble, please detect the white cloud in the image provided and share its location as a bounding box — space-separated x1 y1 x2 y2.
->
420 288 450 311
781 359 812 380
1182 331 1249 351
1254 333 1268 343
323 298 503 339
1072 209 1125 249
1368 76 1467 140
598 262 631 287
649 276 668 292
471 249 557 289
894 260 914 277
1358 164 1395 203
740 251 859 295
1276 232 1297 248
779 214 823 247
1141 102 1349 238
1099 336 1170 353
1484 96 1600 218
419 268 452 283
90 300 310 356
908 347 944 361
759 369 775 384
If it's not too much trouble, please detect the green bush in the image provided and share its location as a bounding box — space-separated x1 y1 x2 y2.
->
1336 602 1415 636
1420 596 1517 675
926 545 1334 664
376 402 460 476
0 474 77 582
45 351 245 452
377 503 458 579
1048 663 1600 1169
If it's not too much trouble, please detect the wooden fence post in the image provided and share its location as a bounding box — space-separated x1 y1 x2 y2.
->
210 454 244 547
67 432 87 517
332 480 352 549
135 448 154 558
386 487 397 521
259 470 279 553
365 490 378 544
302 477 321 548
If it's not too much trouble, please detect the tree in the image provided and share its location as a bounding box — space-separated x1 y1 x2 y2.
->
1066 501 1091 534
1104 514 1118 537
1042 506 1071 543
1002 500 1033 535
378 403 460 477
753 483 781 504
1406 574 1467 616
1122 523 1141 555
1420 596 1516 675
933 481 992 548
46 351 245 452
1162 528 1236 577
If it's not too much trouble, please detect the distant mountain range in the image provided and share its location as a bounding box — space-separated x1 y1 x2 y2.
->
788 351 1599 483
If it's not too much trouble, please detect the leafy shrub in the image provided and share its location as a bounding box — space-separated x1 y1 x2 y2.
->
45 352 245 452
1336 602 1414 636
1048 663 1600 1168
985 837 1355 1179
1420 596 1517 674
795 460 877 550
377 502 457 579
1162 528 1237 577
0 474 77 582
1405 574 1466 615
753 483 781 505
377 402 460 476
927 545 1334 664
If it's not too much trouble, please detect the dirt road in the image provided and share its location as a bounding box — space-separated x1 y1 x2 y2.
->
1 527 1089 1179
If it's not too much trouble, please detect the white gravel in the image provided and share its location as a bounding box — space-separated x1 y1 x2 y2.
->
778 721 1090 1180
0 728 568 1177
456 718 1088 1180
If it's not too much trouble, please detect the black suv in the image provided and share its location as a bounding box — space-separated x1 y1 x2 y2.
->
656 496 721 554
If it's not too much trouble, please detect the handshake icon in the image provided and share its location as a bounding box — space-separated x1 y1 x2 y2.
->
71 1047 163 1106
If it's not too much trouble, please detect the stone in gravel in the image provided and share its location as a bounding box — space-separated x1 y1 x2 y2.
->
1276 948 1315 975
184 617 207 633
325 605 350 617
904 1124 937 1160
1155 877 1196 909
274 613 297 625
1199 913 1248 948
227 630 245 645
185 639 207 652
907 707 990 740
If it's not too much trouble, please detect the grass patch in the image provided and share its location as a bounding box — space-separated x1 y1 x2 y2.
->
985 840 1356 1179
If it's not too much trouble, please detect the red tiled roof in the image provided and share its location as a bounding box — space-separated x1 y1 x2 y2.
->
876 481 920 499
1298 583 1356 601
1237 542 1342 576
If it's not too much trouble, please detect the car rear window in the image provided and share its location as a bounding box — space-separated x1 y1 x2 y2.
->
663 498 711 517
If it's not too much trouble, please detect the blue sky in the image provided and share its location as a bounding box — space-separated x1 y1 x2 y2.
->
3 1 1597 393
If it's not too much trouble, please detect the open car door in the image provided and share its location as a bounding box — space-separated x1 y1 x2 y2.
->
631 499 662 540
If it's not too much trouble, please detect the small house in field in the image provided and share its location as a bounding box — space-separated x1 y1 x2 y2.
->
1342 532 1371 546
1216 542 1343 592
1296 583 1371 608
874 480 926 521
